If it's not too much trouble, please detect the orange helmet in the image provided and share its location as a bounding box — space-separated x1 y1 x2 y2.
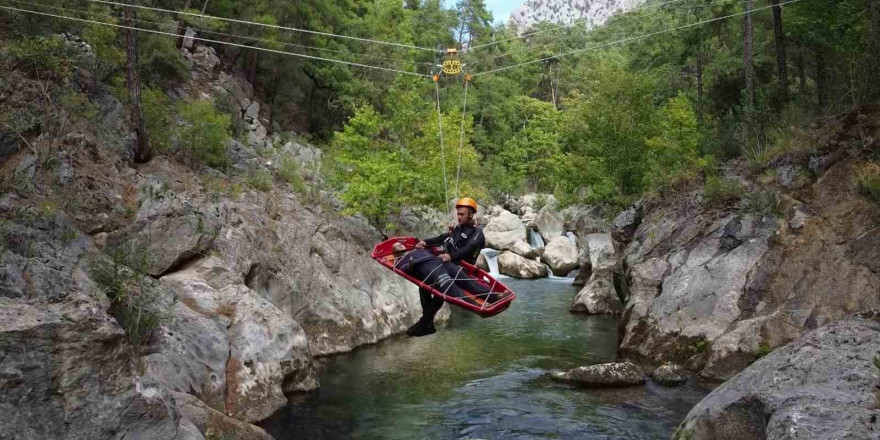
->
455 197 478 213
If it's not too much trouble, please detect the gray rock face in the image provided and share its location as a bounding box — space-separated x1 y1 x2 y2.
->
498 251 547 279
550 362 645 388
484 210 527 251
617 159 880 381
186 45 220 80
676 320 880 440
540 236 578 276
649 363 688 386
571 234 620 314
532 204 564 241
509 240 539 259
611 203 643 243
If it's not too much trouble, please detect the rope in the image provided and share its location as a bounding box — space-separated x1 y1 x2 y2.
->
0 5 431 77
8 0 434 67
473 0 810 77
454 77 469 200
84 0 438 52
434 80 450 214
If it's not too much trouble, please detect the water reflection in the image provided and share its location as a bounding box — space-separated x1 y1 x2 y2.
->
262 278 708 440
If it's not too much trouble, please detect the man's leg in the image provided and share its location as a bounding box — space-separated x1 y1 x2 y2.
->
441 262 495 301
407 261 449 337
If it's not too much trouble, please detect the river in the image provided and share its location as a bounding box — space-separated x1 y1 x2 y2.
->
262 278 709 440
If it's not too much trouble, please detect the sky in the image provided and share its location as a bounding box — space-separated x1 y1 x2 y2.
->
443 0 523 25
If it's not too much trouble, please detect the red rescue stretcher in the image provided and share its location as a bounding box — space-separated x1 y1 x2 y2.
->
371 237 516 318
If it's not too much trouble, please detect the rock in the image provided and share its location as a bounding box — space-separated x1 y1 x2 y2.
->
809 150 844 175
247 123 268 147
776 164 806 189
571 276 622 314
244 101 260 122
572 269 590 286
484 210 526 251
188 45 220 79
0 131 19 163
475 204 504 226
649 363 688 386
550 362 645 388
173 392 275 440
851 227 880 275
226 138 257 167
394 205 447 238
540 236 578 276
611 202 643 243
563 205 608 235
183 27 197 50
676 320 880 440
788 203 813 230
498 251 547 279
532 204 564 241
129 201 221 277
585 234 616 272
509 240 539 259
475 252 489 271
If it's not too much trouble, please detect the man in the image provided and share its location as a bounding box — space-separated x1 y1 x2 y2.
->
392 243 479 309
406 197 492 337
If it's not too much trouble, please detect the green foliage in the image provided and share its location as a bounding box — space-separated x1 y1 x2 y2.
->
142 86 176 153
756 342 774 359
4 35 73 80
59 91 98 126
277 156 306 193
178 100 231 169
246 169 273 192
704 176 743 205
90 240 162 371
873 355 880 371
745 188 781 217
857 163 880 203
139 34 190 84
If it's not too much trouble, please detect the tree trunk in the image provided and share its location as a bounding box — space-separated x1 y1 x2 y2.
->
124 2 151 163
867 0 880 102
176 0 192 49
771 0 788 100
815 45 828 110
697 45 704 124
796 44 807 95
743 0 755 109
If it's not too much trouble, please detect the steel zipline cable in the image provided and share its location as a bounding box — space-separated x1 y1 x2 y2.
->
0 5 432 77
81 0 439 53
7 0 435 68
473 0 810 77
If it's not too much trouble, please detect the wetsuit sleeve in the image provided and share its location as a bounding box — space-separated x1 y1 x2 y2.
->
448 227 484 262
423 232 451 246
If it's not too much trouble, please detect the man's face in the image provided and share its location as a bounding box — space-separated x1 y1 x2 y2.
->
456 207 473 225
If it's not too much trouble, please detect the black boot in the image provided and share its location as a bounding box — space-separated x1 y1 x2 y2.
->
406 316 437 337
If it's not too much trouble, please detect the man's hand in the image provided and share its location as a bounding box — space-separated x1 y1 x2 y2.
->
415 240 426 249
439 253 451 263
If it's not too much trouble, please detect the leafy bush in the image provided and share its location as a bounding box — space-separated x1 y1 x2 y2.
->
246 169 273 191
142 86 176 153
745 188 781 217
178 100 231 169
857 163 880 203
4 35 74 80
90 241 162 371
704 176 743 205
277 156 306 193
756 342 774 358
139 34 189 84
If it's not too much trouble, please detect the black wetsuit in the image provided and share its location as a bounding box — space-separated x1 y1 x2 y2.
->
417 223 489 320
394 249 475 305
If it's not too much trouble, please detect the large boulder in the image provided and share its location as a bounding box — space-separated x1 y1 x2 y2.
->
484 210 526 251
675 320 880 440
611 202 643 244
563 205 608 235
649 363 688 386
532 203 564 241
571 234 621 314
550 362 645 388
498 251 547 279
510 240 539 259
540 236 578 276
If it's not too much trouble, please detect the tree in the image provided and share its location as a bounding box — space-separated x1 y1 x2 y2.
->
771 0 789 101
123 0 151 163
868 0 880 102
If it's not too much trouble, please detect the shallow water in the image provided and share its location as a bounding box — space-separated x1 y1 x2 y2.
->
262 278 709 440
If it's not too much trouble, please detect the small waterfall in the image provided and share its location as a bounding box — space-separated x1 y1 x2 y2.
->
528 229 545 249
480 248 501 277
565 232 577 248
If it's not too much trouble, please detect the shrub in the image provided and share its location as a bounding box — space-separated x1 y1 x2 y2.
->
142 86 175 153
178 100 231 169
277 156 306 193
756 342 773 358
139 34 189 84
745 188 781 217
5 35 73 80
857 163 880 203
90 241 162 371
246 169 273 191
703 176 743 205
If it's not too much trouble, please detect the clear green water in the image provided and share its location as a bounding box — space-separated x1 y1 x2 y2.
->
262 278 709 440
